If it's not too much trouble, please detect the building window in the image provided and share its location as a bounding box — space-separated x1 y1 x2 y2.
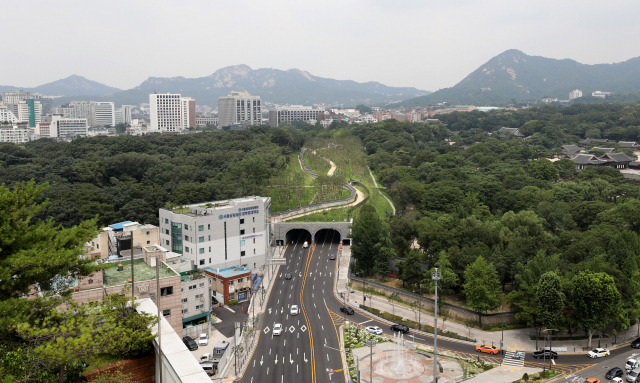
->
165 229 169 235
254 249 256 254
209 258 211 263
208 224 210 229
253 217 255 223
199 259 205 265
241 251 245 257
253 238 255 244
165 218 168 224
237 278 243 283
185 235 189 241
240 229 245 235
229 280 234 286
241 240 245 246
166 240 170 245
185 246 190 253
163 309 171 316
147 240 150 244
182 309 188 314
182 298 188 303
185 224 189 230
240 219 244 224
196 304 203 310
208 246 211 252
208 235 211 240
199 282 205 287
198 225 204 231
160 286 173 296
199 236 204 243
88 279 93 284
199 248 205 254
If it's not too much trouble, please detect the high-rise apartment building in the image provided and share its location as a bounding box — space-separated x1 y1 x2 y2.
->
158 196 271 272
218 91 261 128
0 126 31 143
17 100 42 127
0 105 18 123
149 93 196 133
1 90 52 115
115 105 132 125
268 106 324 127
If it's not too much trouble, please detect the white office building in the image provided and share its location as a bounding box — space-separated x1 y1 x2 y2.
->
48 115 89 139
149 93 195 133
569 89 583 100
158 196 271 272
218 91 261 128
91 102 115 127
115 105 132 125
0 125 31 143
268 105 325 127
17 100 42 125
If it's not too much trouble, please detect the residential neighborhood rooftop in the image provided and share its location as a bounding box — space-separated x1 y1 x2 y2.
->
103 259 177 287
203 265 252 279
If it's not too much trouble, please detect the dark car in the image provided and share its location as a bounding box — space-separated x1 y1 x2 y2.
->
285 272 292 280
391 324 410 334
340 306 354 315
532 350 558 359
632 338 640 348
605 367 624 380
183 336 198 351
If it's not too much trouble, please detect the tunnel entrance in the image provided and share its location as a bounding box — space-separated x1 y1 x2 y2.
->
285 229 312 246
314 229 341 245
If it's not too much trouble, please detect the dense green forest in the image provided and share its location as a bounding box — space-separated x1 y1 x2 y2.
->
349 103 640 345
0 126 305 227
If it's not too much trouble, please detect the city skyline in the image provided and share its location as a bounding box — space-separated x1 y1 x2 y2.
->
2 0 640 92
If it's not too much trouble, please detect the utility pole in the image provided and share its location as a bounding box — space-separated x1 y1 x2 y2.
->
156 253 163 383
364 339 376 382
418 282 422 331
432 267 441 383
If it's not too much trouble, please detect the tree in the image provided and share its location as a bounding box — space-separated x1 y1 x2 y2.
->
535 271 565 330
463 256 502 325
351 204 392 277
571 271 621 348
427 251 459 294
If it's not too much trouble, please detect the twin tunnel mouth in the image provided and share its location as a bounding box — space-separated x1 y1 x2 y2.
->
282 228 342 247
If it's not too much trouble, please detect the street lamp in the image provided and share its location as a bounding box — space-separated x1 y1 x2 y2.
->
542 328 557 376
432 268 441 383
364 339 377 382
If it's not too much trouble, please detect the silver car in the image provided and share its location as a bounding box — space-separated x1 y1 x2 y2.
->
627 367 640 382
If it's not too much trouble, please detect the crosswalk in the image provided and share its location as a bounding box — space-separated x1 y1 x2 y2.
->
502 350 525 367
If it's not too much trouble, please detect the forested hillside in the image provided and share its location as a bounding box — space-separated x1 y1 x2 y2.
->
0 127 304 227
349 103 640 344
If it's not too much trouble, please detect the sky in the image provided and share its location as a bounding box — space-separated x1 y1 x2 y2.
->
2 0 640 92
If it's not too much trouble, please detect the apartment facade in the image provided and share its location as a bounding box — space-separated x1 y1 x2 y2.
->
91 101 115 127
203 266 252 304
218 91 261 128
158 196 271 272
46 115 88 139
0 125 31 143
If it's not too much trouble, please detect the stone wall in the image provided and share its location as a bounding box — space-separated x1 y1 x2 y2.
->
83 352 155 382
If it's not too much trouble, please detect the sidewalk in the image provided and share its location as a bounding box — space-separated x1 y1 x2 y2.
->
335 245 639 355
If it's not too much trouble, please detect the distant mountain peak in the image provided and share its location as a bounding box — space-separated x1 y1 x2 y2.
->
32 75 121 97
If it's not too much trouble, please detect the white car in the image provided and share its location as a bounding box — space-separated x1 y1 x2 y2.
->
610 377 623 383
366 326 383 335
587 348 609 358
198 333 208 346
628 359 640 371
303 241 309 248
273 323 283 336
290 305 299 315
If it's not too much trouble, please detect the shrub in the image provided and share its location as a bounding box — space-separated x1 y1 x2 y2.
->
228 300 238 306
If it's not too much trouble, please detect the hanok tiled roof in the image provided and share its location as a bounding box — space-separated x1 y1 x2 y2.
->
561 144 581 153
497 127 523 137
571 154 607 165
601 153 634 162
590 147 614 153
618 141 638 148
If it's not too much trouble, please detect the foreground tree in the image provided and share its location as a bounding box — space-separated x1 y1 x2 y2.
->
463 256 502 325
571 271 621 348
351 204 393 277
535 271 565 330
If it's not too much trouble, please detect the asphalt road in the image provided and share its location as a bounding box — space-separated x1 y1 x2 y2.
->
236 232 618 382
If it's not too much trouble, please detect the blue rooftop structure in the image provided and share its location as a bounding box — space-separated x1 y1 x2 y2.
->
203 265 251 278
108 221 134 230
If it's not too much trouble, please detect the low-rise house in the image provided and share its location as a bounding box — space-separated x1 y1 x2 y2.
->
570 152 634 172
86 221 159 260
496 127 523 137
619 141 639 149
203 266 252 304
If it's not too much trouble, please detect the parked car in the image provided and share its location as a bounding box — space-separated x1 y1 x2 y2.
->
532 350 558 359
605 367 624 380
627 358 640 371
587 348 609 358
198 333 208 346
303 241 309 248
628 367 640 383
285 272 292 280
632 337 640 348
290 305 299 315
366 326 383 335
390 324 409 334
582 379 600 383
183 336 198 351
475 344 499 355
200 361 217 376
273 323 283 336
340 306 354 315
611 378 623 383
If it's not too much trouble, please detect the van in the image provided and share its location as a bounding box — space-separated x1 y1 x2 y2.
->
627 367 640 382
199 361 217 376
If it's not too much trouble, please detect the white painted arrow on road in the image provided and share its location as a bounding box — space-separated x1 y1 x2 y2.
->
260 356 264 366
275 354 278 365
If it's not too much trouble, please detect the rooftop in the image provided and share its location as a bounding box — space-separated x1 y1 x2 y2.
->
203 265 252 279
103 259 178 287
108 221 134 230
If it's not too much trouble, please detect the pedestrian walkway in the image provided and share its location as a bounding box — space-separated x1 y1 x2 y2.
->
502 350 525 367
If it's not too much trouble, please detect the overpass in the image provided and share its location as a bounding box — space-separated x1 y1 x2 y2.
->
271 220 352 246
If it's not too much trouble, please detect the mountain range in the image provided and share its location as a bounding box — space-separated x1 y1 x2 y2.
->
402 49 640 106
0 67 428 107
